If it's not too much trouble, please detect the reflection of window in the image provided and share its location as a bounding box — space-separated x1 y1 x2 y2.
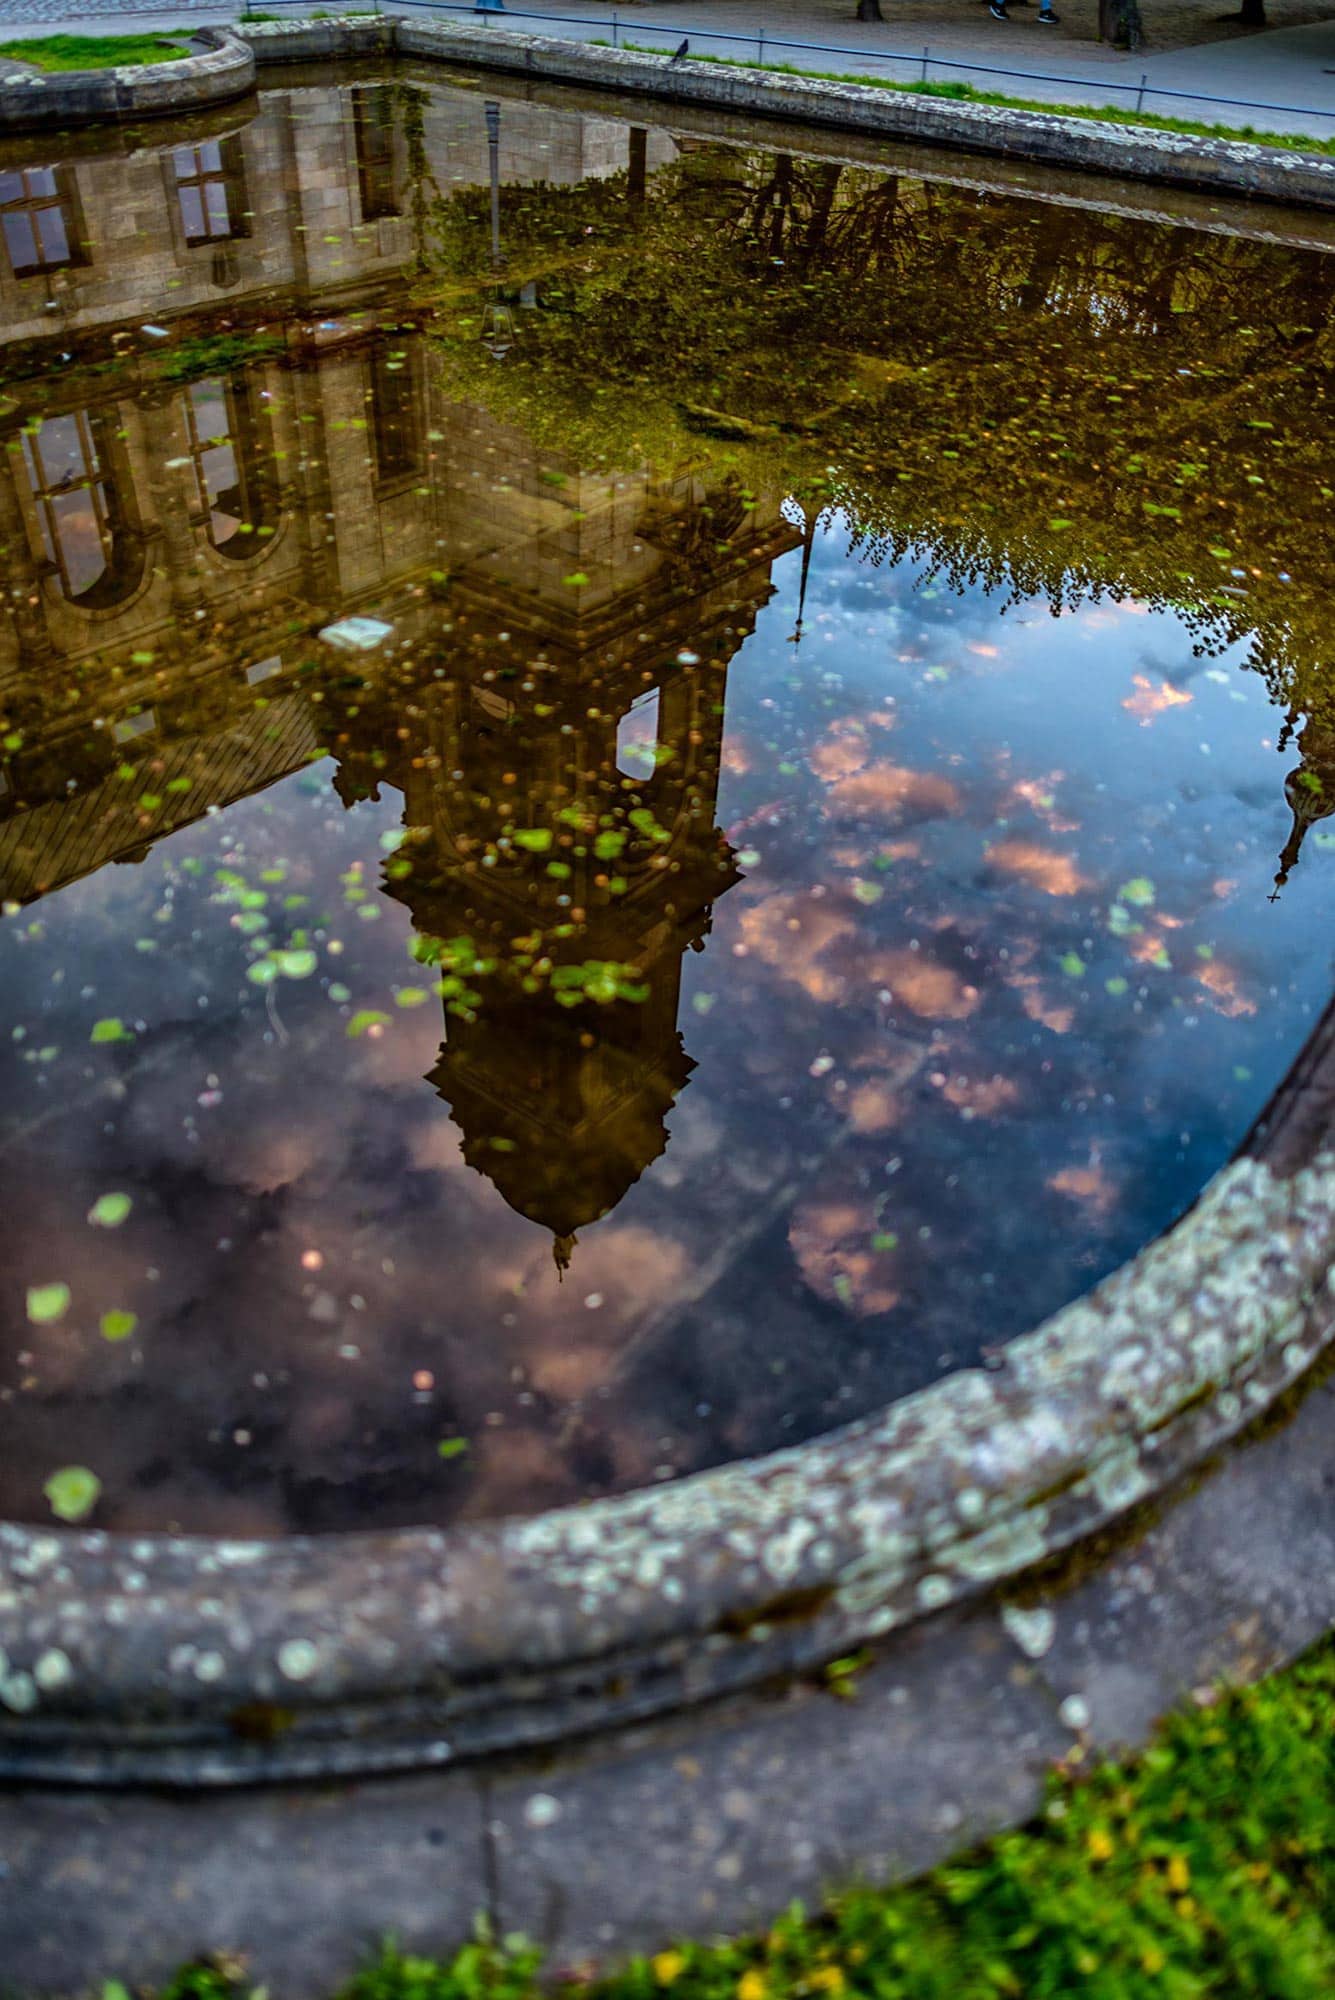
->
172 138 248 245
353 88 399 221
112 708 156 745
182 376 274 556
0 165 82 277
22 411 140 607
616 687 663 781
368 344 419 484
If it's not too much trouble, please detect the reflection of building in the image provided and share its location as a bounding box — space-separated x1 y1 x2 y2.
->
0 78 794 1258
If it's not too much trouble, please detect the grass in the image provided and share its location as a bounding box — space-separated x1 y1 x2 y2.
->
597 42 1335 158
148 1629 1335 2000
0 32 195 71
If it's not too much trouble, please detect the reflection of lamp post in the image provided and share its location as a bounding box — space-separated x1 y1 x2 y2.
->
786 501 822 648
481 99 516 362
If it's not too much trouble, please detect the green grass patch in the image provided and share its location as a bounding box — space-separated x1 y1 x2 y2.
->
151 1630 1335 2000
597 42 1335 158
0 31 196 71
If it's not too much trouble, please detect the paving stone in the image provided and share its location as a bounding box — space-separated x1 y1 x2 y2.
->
485 1609 1068 1968
1028 1372 1335 1752
0 1764 492 1992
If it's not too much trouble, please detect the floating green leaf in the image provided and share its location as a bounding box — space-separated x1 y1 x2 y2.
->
27 1282 70 1325
275 949 317 979
90 1017 133 1045
437 1436 470 1461
87 1192 132 1229
100 1309 138 1343
347 1010 391 1037
44 1465 101 1523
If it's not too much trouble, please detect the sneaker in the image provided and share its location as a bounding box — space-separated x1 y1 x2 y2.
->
1036 6 1059 17
989 2 1009 18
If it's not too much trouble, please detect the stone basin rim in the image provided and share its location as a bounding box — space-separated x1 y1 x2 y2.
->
2 994 1334 1786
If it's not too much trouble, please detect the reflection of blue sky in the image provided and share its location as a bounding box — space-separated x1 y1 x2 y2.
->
2 523 1332 1538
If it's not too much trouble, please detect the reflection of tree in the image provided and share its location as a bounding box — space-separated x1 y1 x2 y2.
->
409 150 1334 716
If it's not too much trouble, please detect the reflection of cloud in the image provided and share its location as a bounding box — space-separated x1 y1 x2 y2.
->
1008 777 1079 835
788 1199 899 1318
845 1079 903 1133
1009 972 1074 1035
1196 959 1256 1018
941 1072 1019 1118
810 717 874 782
1048 1162 1118 1220
985 840 1088 897
824 761 960 823
871 948 979 1020
738 893 855 1003
1122 675 1192 725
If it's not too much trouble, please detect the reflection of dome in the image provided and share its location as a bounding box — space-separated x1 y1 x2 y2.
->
431 991 694 1265
1272 717 1335 896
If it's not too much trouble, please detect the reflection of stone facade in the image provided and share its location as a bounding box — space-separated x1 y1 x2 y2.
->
0 77 795 1256
0 81 672 344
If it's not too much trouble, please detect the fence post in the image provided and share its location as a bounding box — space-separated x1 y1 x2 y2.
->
921 45 929 81
758 27 765 64
612 8 619 45
1135 70 1147 112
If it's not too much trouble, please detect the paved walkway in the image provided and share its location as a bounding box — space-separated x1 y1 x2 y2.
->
1 0 1333 137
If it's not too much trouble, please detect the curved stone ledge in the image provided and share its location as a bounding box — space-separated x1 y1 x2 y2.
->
240 13 1335 213
3 990 1335 1786
0 28 254 131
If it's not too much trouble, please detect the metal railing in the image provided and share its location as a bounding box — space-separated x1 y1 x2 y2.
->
238 0 1335 127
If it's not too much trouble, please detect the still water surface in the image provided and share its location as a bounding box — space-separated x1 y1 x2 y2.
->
0 77 1331 1533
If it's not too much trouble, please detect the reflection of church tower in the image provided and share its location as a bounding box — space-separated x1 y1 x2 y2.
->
389 628 745 1270
1272 708 1335 897
324 456 795 1263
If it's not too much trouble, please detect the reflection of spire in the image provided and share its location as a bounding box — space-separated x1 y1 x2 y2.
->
554 1232 575 1276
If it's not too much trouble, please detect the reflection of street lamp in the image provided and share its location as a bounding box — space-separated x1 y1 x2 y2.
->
481 99 516 362
785 500 823 648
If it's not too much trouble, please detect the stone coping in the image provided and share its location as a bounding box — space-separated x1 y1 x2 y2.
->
248 14 1335 210
0 28 254 130
3 986 1334 1785
0 14 1331 211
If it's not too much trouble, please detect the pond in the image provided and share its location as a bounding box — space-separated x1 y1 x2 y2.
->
0 74 1332 1538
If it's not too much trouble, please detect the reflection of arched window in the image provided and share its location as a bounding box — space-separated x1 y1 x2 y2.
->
353 88 400 222
22 411 142 607
616 686 662 780
182 376 275 556
1 165 84 277
172 138 248 245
